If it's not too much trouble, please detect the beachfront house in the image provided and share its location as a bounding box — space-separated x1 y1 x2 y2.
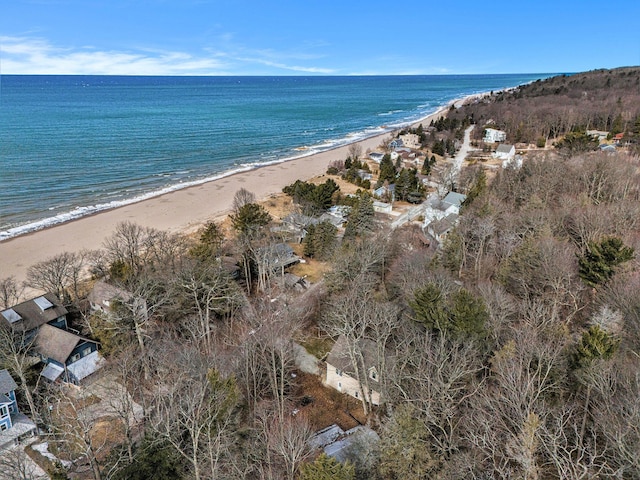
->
37 324 103 384
389 138 404 150
399 133 421 149
0 369 37 449
483 128 507 143
88 280 133 314
1 293 68 339
368 152 385 163
325 335 381 406
493 144 516 162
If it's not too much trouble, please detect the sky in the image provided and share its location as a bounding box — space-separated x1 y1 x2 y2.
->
2 0 639 76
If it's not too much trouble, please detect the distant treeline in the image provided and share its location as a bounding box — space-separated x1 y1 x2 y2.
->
448 67 640 145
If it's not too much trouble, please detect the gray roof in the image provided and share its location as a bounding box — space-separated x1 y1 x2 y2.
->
88 281 132 309
0 369 18 395
441 191 467 209
326 335 378 376
496 144 515 153
1 293 67 332
67 351 103 381
256 243 300 271
36 324 94 364
429 213 459 236
324 426 380 463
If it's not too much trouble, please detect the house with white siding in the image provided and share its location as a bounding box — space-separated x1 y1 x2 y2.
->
484 128 507 143
493 144 516 162
325 336 381 406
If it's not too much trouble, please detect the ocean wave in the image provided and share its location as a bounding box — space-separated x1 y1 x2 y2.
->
0 100 461 242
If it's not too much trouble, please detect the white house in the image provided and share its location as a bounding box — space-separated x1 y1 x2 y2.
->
440 191 467 216
399 133 421 149
325 336 381 406
373 201 392 214
493 144 516 162
368 152 385 163
484 128 507 143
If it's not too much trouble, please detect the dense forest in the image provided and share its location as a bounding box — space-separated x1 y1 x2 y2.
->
2 68 640 479
449 67 640 147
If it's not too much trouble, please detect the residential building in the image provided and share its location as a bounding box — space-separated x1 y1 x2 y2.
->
0 369 36 449
427 213 459 243
484 128 507 143
37 324 102 384
440 191 467 216
88 281 132 314
399 133 421 149
493 144 516 161
389 138 404 150
0 370 18 433
310 424 380 464
1 293 67 336
368 152 385 163
325 335 381 406
586 130 609 142
373 201 392 214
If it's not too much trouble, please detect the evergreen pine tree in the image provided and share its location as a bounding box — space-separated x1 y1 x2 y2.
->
299 454 355 480
578 237 634 287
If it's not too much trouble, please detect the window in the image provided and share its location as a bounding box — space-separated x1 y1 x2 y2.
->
337 382 342 391
0 406 7 418
70 353 81 363
354 391 359 398
369 367 378 382
8 404 14 413
0 423 7 431
82 346 92 357
336 368 342 377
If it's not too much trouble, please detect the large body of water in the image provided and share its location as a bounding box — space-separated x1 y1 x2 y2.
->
0 74 549 240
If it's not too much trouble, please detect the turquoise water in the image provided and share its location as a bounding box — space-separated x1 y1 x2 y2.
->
0 74 549 239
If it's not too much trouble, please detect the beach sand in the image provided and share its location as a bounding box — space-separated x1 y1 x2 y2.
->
0 103 457 287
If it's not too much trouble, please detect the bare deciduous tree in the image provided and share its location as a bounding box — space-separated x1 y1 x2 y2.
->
150 346 238 480
258 410 313 480
0 276 24 309
47 384 109 480
232 188 256 214
25 251 86 302
0 447 48 480
0 326 40 422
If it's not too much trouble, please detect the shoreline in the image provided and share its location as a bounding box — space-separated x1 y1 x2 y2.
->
0 92 480 286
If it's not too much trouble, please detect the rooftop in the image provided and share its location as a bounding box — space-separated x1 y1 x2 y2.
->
0 293 67 332
0 369 18 396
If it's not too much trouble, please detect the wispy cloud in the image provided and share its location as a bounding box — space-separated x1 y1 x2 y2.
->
0 35 232 75
236 56 334 74
0 35 337 75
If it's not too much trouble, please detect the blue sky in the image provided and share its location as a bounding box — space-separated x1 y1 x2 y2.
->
2 0 639 75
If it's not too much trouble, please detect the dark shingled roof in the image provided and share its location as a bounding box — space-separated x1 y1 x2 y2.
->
36 324 93 364
0 369 18 395
1 293 67 332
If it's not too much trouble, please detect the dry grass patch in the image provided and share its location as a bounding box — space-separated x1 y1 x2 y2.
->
293 371 366 431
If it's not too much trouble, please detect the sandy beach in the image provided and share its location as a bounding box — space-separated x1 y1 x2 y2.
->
0 102 459 287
